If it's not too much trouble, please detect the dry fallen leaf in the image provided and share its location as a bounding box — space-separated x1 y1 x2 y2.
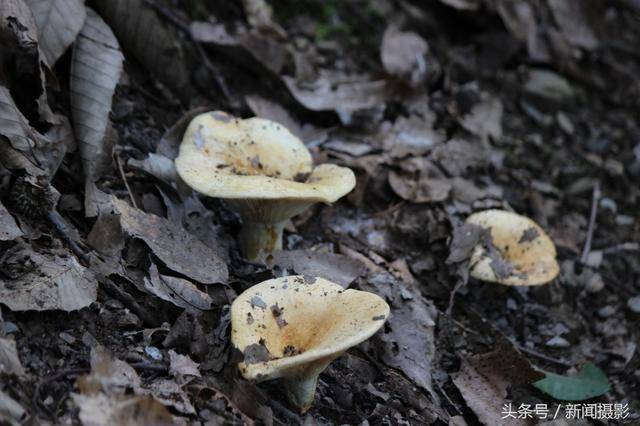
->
0 201 22 241
89 196 228 284
380 25 430 87
283 72 393 113
268 249 365 288
70 7 123 206
168 349 201 384
27 0 86 65
144 263 213 313
361 272 437 396
452 344 544 426
94 0 190 96
459 96 503 142
0 0 56 123
0 85 65 176
0 247 97 312
388 170 451 203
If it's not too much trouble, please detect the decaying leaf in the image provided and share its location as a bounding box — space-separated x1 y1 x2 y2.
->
94 0 190 96
268 249 365 288
380 25 431 87
245 95 316 140
283 72 393 113
452 344 544 426
168 349 201 384
0 85 60 176
70 7 123 184
383 115 444 159
459 96 503 142
89 196 228 284
388 170 451 203
0 337 25 376
361 272 437 395
74 346 189 424
0 0 56 123
144 263 213 313
190 20 287 75
0 201 22 241
27 0 86 65
72 393 175 426
0 247 97 312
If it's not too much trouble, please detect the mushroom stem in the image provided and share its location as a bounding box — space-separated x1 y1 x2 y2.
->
239 220 285 261
283 374 320 413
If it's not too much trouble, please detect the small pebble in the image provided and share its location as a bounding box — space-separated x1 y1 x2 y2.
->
145 346 163 361
59 332 76 344
628 296 640 314
546 336 570 348
599 197 617 213
556 112 574 134
105 299 124 310
585 273 605 293
615 215 634 226
597 306 616 318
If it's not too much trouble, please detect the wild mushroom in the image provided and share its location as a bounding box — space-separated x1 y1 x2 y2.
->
175 111 356 261
466 209 559 286
231 275 389 412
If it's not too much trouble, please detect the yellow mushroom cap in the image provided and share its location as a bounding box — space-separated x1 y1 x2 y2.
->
174 111 356 203
465 209 559 286
231 275 389 411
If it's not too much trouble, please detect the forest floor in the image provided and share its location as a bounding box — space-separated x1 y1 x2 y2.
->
1 0 639 425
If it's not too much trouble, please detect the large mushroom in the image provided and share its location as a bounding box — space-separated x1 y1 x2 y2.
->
231 275 389 412
466 209 559 286
175 111 355 261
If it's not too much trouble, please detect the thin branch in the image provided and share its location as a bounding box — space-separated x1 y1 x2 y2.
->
580 181 600 264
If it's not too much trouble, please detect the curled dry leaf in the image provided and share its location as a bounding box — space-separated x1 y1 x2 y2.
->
0 201 22 241
0 247 97 312
144 263 213 313
0 85 67 176
94 0 190 96
268 249 365 288
70 7 123 184
283 72 393 113
27 0 86 65
89 196 228 284
452 344 544 426
168 349 201 384
0 0 56 123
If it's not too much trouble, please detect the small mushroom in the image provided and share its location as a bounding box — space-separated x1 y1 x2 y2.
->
231 275 389 412
466 209 559 286
175 111 355 261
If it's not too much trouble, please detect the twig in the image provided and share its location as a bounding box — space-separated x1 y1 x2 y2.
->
114 153 138 209
580 181 600 264
513 343 573 368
